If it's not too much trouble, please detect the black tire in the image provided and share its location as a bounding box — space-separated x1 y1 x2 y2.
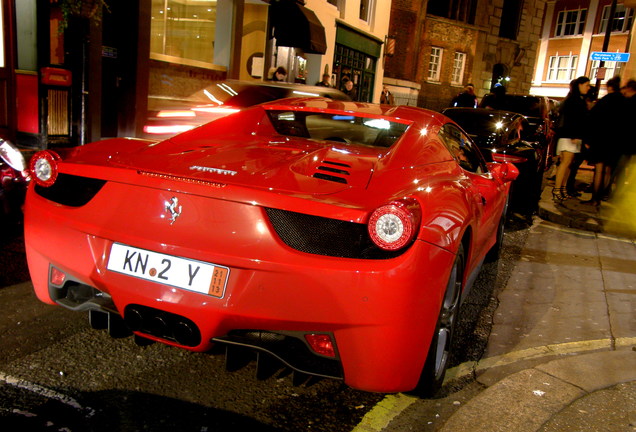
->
414 243 465 397
485 197 509 263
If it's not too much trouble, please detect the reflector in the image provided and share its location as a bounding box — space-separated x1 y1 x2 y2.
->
50 267 66 286
305 334 336 357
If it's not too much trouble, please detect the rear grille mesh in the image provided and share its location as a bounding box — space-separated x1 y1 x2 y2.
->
35 173 106 207
265 208 405 259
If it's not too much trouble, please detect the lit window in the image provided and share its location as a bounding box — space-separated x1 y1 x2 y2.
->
555 9 587 37
150 0 217 65
547 55 578 82
451 52 466 85
599 4 634 33
428 47 443 81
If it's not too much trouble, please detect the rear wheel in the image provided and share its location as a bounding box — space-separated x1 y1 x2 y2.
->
486 196 509 263
414 243 465 397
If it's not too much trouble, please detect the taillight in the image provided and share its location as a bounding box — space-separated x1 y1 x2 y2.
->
29 150 61 187
368 199 421 251
492 153 527 164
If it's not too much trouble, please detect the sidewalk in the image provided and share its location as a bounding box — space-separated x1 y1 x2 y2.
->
362 166 636 432
440 166 636 431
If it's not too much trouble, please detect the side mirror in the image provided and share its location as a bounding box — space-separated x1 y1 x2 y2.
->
487 162 519 184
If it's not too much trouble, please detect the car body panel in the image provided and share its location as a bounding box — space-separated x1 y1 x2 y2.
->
24 99 515 393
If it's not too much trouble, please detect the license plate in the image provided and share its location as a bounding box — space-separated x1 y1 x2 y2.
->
107 243 229 298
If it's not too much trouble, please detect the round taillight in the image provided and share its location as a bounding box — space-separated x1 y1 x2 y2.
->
368 200 420 251
29 150 61 187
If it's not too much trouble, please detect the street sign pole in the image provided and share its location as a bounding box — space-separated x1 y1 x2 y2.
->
596 0 617 91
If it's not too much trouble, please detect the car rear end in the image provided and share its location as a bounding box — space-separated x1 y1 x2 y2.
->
24 104 456 393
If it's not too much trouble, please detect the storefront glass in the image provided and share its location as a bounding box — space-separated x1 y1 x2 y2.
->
150 0 217 65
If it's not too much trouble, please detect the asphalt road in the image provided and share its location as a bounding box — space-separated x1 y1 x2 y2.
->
0 217 531 431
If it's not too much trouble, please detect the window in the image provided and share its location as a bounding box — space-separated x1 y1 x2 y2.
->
150 0 217 65
438 124 485 174
547 55 578 81
599 4 634 33
427 0 478 25
360 0 373 22
590 60 623 81
499 0 524 40
555 9 587 37
451 52 466 85
428 47 443 81
333 44 376 102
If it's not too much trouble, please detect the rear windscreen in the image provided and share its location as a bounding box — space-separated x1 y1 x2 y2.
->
266 110 410 148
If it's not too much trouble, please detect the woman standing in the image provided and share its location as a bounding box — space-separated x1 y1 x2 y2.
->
552 76 591 201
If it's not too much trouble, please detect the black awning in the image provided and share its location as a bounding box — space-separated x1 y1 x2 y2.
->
270 1 327 54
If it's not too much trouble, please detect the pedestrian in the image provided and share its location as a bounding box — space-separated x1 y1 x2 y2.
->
611 79 636 195
316 74 331 87
380 85 395 105
580 77 625 206
341 78 357 100
450 84 478 108
479 83 507 110
270 66 287 82
565 86 597 197
552 76 591 202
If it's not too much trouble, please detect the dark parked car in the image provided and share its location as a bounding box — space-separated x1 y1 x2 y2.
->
442 108 543 213
498 94 554 168
0 139 29 230
143 79 351 138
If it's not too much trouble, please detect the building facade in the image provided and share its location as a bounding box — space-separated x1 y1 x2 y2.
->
1 0 391 149
531 0 634 99
383 0 548 111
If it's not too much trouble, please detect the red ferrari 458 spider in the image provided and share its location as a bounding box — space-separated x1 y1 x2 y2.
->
24 98 517 394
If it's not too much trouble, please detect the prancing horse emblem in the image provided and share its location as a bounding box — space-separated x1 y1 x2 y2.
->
165 197 182 225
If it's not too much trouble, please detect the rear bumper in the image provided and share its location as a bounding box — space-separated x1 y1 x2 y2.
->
24 185 455 393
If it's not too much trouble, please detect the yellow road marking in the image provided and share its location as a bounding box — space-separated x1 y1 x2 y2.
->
353 338 635 432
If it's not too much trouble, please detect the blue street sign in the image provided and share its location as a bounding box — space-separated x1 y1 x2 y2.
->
590 52 631 62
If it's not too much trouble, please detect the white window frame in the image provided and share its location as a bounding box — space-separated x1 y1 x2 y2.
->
359 0 374 22
451 52 466 85
428 47 443 81
590 60 622 81
555 9 587 37
546 54 578 82
599 4 634 33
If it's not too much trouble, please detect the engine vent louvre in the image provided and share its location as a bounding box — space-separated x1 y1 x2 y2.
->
312 160 351 184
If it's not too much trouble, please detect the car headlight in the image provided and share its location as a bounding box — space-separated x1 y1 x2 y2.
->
368 199 421 251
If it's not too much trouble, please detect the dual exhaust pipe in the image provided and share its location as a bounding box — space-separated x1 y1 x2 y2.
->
90 305 201 347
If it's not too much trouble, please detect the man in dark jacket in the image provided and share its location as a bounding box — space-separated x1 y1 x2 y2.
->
451 84 478 108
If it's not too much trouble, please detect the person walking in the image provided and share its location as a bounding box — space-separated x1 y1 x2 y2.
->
270 66 287 82
341 78 357 100
612 79 636 195
552 76 591 202
479 83 507 110
581 76 625 206
451 84 478 108
380 86 395 105
316 74 331 87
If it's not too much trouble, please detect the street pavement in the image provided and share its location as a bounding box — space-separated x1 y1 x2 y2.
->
356 166 636 432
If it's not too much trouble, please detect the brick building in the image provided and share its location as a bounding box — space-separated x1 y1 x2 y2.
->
531 0 634 99
383 0 548 111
